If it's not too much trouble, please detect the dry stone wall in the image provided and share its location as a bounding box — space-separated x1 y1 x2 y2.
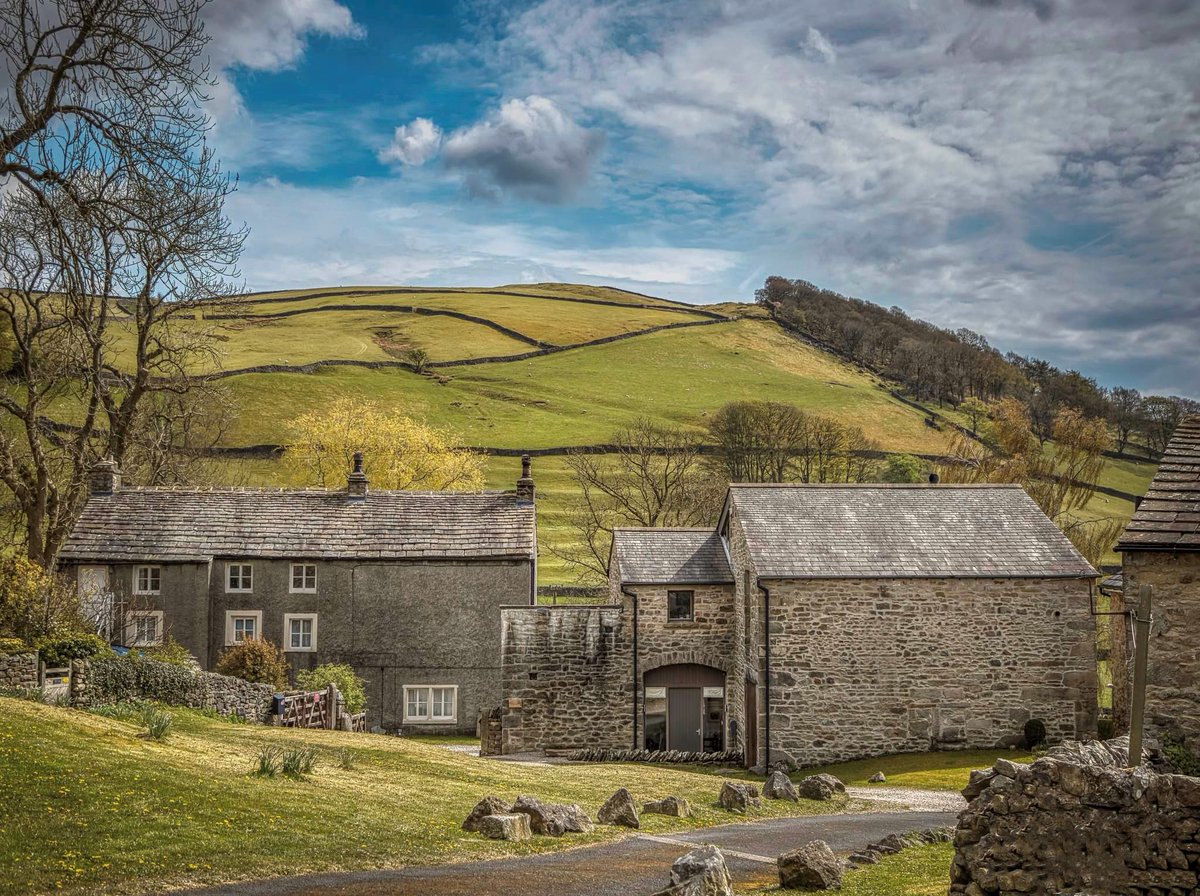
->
952 747 1200 895
1120 551 1200 753
763 576 1097 765
500 605 630 753
71 657 274 722
0 652 38 689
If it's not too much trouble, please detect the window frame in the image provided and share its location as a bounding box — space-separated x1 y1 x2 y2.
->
126 610 164 648
289 563 317 594
283 613 318 653
133 565 161 595
225 563 254 593
224 610 263 646
667 589 695 622
402 684 458 724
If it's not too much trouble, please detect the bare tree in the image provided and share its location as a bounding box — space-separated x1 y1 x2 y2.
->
0 0 245 564
707 400 809 482
551 419 722 582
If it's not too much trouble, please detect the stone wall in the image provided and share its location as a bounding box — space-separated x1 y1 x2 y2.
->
500 605 630 753
952 747 1200 895
1118 551 1200 753
0 652 38 690
71 656 274 722
759 576 1096 766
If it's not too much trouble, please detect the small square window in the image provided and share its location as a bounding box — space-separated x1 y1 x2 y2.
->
667 590 694 622
126 611 163 647
226 564 253 592
225 610 262 646
134 566 160 594
290 563 317 593
283 614 317 652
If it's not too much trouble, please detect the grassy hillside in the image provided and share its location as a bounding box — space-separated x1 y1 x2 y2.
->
96 283 1156 581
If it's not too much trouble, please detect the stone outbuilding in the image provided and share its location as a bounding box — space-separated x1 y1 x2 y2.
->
501 482 1098 766
60 455 538 733
1113 414 1200 752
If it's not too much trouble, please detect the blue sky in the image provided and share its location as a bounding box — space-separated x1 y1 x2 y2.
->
200 0 1200 398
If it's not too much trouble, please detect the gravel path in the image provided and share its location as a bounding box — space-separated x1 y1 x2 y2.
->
848 785 967 813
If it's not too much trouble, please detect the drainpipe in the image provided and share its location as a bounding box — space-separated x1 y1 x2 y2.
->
621 585 639 750
757 579 771 771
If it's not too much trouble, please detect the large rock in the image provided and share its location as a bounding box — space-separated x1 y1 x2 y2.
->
462 795 511 832
477 813 531 841
868 771 886 783
778 840 844 890
512 794 594 836
644 795 692 817
764 770 799 802
797 774 845 801
717 780 762 812
652 845 734 896
597 787 640 828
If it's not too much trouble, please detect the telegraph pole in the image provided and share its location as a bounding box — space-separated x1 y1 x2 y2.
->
1128 584 1153 766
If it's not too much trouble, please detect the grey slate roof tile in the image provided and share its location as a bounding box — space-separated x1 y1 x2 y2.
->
727 483 1097 579
1117 415 1200 553
612 528 733 584
59 488 536 563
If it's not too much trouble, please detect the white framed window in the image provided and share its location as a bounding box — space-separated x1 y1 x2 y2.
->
126 610 164 647
224 610 262 646
133 565 161 594
403 685 457 724
226 563 253 593
290 563 317 593
283 613 318 652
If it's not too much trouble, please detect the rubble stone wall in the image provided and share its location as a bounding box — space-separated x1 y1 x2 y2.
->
0 652 38 689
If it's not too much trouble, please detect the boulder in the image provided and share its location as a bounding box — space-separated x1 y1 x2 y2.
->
597 787 640 828
806 773 846 794
477 813 531 841
764 770 800 802
462 795 511 832
652 845 734 896
778 840 844 891
868 771 886 783
717 780 761 812
512 794 594 837
644 795 692 817
797 775 841 801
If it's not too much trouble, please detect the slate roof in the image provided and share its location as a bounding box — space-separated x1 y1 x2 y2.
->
59 488 537 564
725 483 1097 579
611 528 733 585
1117 415 1200 552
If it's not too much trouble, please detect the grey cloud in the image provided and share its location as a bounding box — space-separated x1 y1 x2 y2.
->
442 96 604 203
963 0 1056 21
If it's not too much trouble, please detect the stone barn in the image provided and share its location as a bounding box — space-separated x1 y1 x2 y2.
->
501 482 1098 767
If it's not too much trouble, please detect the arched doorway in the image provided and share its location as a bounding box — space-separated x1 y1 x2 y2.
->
644 664 725 752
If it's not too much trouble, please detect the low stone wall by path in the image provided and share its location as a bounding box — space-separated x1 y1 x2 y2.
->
951 741 1200 895
569 748 744 765
0 652 38 690
71 657 274 722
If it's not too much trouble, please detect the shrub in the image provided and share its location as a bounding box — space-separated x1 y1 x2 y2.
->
336 748 358 770
1162 735 1200 777
36 632 112 667
145 636 198 668
254 746 282 778
296 663 367 714
280 745 317 779
214 638 288 689
86 701 147 722
1023 718 1047 749
0 555 86 643
140 706 173 740
0 636 30 654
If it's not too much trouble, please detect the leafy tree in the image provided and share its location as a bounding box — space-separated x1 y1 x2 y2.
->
297 663 367 714
284 398 484 491
551 419 722 582
959 396 990 433
880 454 924 483
1141 395 1198 456
215 638 288 690
0 0 245 564
0 555 86 643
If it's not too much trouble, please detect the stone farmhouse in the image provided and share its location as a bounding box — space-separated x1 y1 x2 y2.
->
500 483 1099 767
1113 414 1200 752
58 455 538 733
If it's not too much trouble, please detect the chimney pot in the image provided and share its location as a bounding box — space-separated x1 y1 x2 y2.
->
90 458 121 496
928 472 940 484
347 452 369 498
516 453 535 503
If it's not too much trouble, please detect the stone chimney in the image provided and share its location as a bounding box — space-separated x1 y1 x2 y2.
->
347 451 369 498
516 454 535 503
90 458 121 496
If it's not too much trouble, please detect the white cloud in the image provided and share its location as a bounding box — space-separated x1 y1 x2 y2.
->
378 118 444 167
441 96 604 202
202 0 363 72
